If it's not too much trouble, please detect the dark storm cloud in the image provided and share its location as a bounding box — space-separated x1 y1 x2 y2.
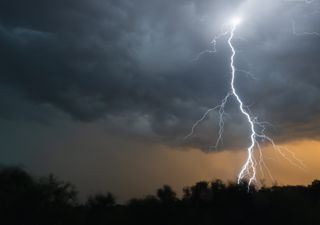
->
0 0 319 150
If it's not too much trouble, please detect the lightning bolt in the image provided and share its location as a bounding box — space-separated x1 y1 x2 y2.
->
283 0 314 4
292 20 320 37
185 17 305 188
290 0 320 38
227 20 257 185
304 0 314 4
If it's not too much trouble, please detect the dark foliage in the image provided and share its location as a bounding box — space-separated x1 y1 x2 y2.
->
1 166 320 225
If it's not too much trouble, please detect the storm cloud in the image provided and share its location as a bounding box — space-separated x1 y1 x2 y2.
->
0 0 320 150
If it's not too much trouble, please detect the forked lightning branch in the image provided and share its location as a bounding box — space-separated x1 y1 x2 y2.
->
185 17 305 187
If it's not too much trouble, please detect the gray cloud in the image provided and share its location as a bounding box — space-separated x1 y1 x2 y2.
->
0 0 320 150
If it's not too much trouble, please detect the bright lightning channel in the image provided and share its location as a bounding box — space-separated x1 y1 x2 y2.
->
290 0 320 38
185 16 305 188
292 20 320 37
227 17 257 185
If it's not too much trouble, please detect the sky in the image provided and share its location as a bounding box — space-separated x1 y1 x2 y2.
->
0 0 320 201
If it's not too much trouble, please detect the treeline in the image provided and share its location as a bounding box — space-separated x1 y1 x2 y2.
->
1 166 320 225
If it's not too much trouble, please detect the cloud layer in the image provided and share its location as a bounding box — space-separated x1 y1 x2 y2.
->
0 0 320 150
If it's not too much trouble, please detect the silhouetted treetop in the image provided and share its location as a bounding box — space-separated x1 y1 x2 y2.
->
1 166 320 225
157 185 177 203
87 192 116 209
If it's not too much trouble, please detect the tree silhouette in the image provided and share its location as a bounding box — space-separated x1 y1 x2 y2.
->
157 185 177 204
85 192 116 225
0 166 79 225
87 192 115 209
1 166 320 225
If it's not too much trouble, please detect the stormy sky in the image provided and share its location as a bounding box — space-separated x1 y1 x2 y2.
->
1 0 320 200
